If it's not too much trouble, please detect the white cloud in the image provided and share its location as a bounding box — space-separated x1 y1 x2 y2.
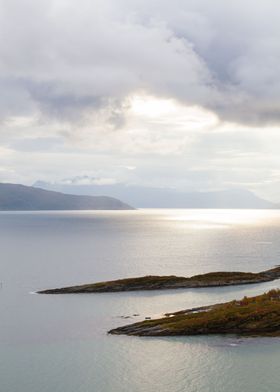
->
59 175 117 186
0 0 280 199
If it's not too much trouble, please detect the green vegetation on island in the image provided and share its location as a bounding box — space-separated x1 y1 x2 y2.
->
109 289 280 336
38 266 280 294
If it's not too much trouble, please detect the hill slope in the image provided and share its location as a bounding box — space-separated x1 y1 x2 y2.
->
0 183 134 210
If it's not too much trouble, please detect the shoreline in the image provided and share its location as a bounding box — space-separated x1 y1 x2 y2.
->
38 266 280 294
108 289 280 337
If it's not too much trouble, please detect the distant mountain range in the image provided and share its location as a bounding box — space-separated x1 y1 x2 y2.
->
34 181 277 209
0 183 133 210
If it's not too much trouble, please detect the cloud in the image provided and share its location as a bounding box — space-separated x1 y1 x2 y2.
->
59 175 117 185
1 0 280 200
1 0 280 127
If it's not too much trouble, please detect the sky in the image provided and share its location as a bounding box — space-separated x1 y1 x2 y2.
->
1 0 280 201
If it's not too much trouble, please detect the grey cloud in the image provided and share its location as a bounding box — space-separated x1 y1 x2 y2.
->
105 0 280 125
1 0 280 127
26 80 102 120
0 78 35 121
0 0 215 126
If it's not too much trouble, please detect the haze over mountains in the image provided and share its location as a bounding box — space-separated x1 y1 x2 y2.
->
0 183 133 211
0 180 276 211
34 179 277 209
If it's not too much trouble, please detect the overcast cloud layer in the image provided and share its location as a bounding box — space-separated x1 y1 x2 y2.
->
1 0 280 201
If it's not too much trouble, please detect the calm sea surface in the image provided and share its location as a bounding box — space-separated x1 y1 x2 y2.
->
1 209 280 392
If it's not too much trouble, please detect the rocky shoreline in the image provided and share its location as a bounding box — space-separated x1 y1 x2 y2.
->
38 266 280 294
109 290 280 336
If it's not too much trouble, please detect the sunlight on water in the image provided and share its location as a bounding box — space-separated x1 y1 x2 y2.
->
1 210 280 392
160 209 278 229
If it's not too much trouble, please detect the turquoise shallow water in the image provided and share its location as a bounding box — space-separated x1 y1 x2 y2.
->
0 209 280 392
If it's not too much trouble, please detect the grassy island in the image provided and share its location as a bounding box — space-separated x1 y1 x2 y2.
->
109 289 280 336
38 266 280 294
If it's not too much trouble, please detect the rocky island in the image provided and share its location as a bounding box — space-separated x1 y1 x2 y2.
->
109 289 280 336
38 266 280 294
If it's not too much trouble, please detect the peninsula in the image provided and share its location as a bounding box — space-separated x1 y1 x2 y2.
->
0 183 133 210
109 289 280 336
38 266 280 294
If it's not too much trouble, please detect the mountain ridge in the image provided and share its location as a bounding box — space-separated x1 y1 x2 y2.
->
34 181 277 209
0 183 134 210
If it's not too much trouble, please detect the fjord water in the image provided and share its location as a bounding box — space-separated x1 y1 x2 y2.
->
1 209 280 392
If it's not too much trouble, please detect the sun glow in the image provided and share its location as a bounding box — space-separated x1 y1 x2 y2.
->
129 93 218 129
163 209 274 229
